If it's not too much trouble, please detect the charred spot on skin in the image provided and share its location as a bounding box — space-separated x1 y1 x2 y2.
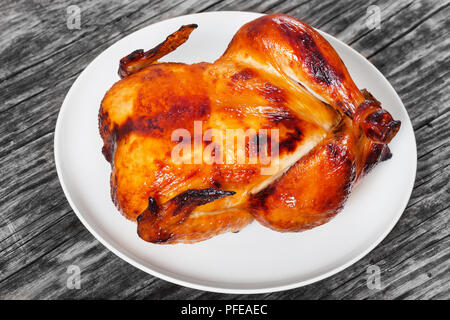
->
231 68 257 82
259 82 286 104
336 100 353 119
264 106 301 132
325 143 353 168
119 97 211 139
172 188 236 214
98 109 110 132
269 110 297 124
366 109 386 124
136 213 144 223
103 123 120 163
366 143 383 172
326 143 339 159
147 197 159 214
244 17 268 42
101 145 113 163
279 128 303 153
276 20 344 86
306 52 338 86
151 237 172 244
363 144 392 174
361 88 375 100
250 183 277 211
117 116 160 140
211 179 222 189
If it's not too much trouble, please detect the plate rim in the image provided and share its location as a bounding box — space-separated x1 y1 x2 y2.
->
54 11 417 294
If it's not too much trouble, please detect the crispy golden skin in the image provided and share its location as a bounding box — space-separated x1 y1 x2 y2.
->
99 14 399 243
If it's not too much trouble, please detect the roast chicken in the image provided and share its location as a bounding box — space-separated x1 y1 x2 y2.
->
99 14 400 244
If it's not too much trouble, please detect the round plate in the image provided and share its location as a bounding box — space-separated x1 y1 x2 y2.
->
55 12 417 294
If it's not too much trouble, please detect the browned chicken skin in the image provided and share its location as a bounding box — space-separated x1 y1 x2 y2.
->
99 14 400 244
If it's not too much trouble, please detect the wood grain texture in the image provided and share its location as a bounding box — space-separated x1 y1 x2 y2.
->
0 0 449 300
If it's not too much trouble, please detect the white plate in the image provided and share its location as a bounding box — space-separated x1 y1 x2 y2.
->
54 12 417 294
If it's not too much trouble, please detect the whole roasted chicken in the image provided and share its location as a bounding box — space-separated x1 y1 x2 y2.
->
99 14 400 244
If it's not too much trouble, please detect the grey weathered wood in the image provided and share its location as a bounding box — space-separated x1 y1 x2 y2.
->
0 0 449 299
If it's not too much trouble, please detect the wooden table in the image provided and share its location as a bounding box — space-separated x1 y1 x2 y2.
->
1 0 449 299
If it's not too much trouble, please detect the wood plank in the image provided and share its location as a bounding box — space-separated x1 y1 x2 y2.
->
0 0 449 299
